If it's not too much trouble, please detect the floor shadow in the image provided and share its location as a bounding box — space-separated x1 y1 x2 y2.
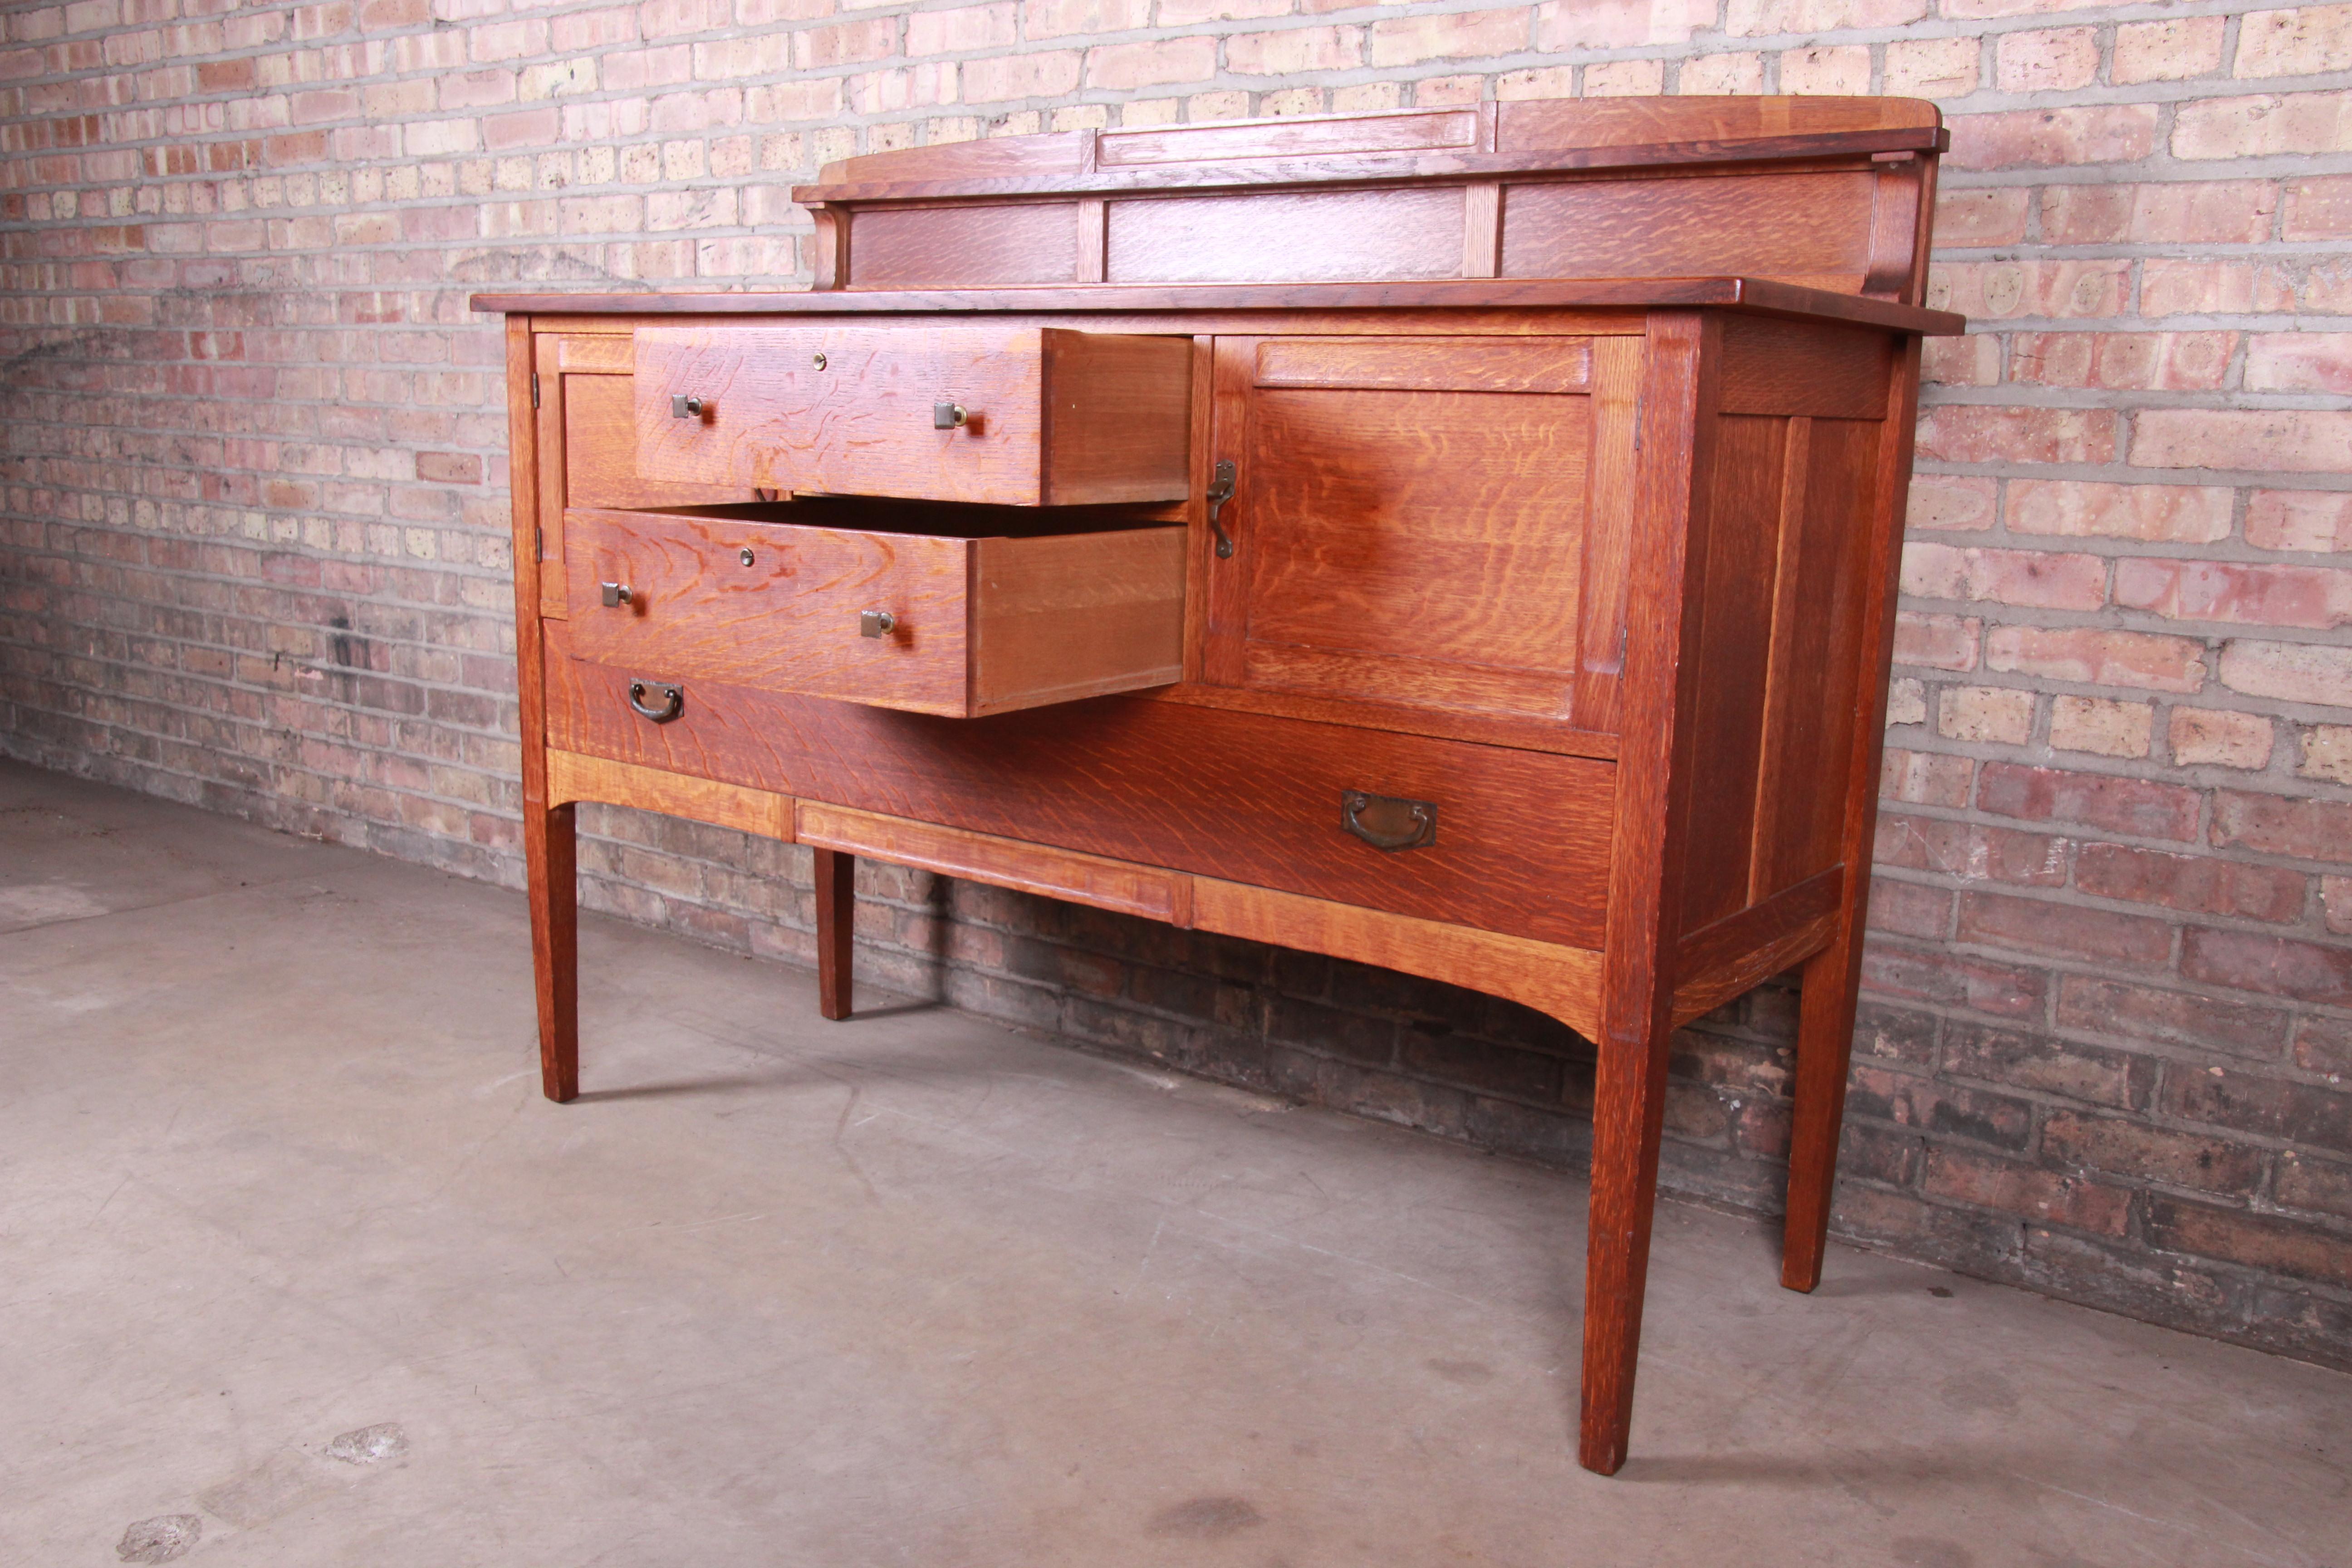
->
569 1074 802 1104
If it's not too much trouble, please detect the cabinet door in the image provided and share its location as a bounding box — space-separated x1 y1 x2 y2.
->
1199 334 1638 728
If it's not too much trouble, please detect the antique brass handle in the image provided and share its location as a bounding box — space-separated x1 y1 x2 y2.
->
599 581 633 608
1341 789 1436 851
627 680 683 724
1205 460 1237 559
670 394 704 419
933 402 968 429
860 610 898 638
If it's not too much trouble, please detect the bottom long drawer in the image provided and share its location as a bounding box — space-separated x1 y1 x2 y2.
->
545 627 1615 948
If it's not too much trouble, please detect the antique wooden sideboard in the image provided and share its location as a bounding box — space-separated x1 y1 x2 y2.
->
476 95 1960 1475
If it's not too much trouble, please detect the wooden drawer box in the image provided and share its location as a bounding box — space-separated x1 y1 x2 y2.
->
633 326 1192 506
564 503 1186 718
544 630 1617 949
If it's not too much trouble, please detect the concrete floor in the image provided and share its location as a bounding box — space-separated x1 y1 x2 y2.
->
1 760 2345 1568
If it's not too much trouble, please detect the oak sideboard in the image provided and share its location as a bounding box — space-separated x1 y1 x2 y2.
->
476 94 1962 1475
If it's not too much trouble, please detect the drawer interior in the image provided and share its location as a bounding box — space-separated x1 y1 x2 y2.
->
564 500 1186 719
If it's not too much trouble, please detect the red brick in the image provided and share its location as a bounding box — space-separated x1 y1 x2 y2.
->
2234 5 2352 77
2172 90 2352 160
1848 1065 2035 1148
1901 543 2106 610
2115 14 2226 81
2148 1196 2352 1288
2182 927 2352 1004
1367 7 1529 66
1868 875 1952 939
1877 814 2068 885
2210 790 2352 864
1983 626 2207 694
2278 1152 2352 1220
2009 331 2235 392
1859 942 2048 1020
2245 332 2352 394
1958 889 2173 967
1924 1147 2131 1235
2115 558 2352 631
2218 639 2352 706
1947 105 2159 170
1943 1021 2140 1107
2042 181 2278 246
2006 481 2232 544
1906 475 1997 532
2298 1015 2352 1074
1881 748 1975 808
2247 490 2352 553
1930 260 2130 320
2057 975 2288 1060
2133 409 2352 474
1932 187 2027 247
1893 611 1980 671
1539 0 1716 48
1976 762 2201 842
2075 843 2307 923
1085 36 1216 88
2043 1113 2264 1195
2283 174 2352 240
1915 407 2117 466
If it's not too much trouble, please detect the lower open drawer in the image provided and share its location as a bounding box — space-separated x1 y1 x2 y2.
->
564 502 1185 718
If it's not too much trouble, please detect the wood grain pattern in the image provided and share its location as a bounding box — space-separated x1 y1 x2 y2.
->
544 630 1618 949
1099 110 1479 167
1213 341 1594 720
1783 335 1925 1295
507 314 578 1105
477 278 1966 335
1571 335 1644 733
633 325 1191 505
1192 878 1603 1043
1500 171 1881 290
846 200 1082 288
800 803 1193 925
1254 335 1591 392
1580 310 1715 1477
563 506 1185 718
545 747 794 839
1717 313 1895 417
1670 865 1843 1026
814 847 854 1019
1106 188 1466 284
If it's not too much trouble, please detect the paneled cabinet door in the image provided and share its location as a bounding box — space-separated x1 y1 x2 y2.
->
1197 334 1642 731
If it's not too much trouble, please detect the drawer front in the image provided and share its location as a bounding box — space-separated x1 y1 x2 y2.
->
566 506 974 716
565 506 1187 719
545 623 1614 949
634 325 1191 506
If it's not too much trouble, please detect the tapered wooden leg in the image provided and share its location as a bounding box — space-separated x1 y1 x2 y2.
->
814 847 854 1021
1578 1009 1674 1476
525 799 578 1102
1782 926 1865 1291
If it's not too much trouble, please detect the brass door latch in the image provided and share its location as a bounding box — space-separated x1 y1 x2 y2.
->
1205 460 1237 559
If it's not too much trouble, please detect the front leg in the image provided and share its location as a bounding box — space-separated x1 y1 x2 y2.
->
814 847 855 1021
1578 991 1673 1475
525 799 579 1102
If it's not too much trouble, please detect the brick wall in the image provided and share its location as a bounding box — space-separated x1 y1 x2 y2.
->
4 0 2349 1367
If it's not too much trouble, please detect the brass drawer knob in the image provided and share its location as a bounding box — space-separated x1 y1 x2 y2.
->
599 581 633 608
860 610 898 638
933 402 968 429
1341 789 1436 851
670 393 705 419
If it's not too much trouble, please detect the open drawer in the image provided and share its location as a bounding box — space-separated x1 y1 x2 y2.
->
633 326 1192 506
564 502 1185 718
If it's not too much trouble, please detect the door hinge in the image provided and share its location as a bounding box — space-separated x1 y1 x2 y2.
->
530 371 540 409
534 525 544 561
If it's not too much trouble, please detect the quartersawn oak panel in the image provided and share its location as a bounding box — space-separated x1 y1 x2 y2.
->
1218 338 1596 720
634 325 1191 505
545 626 1616 949
848 200 1082 288
564 505 1186 718
1098 110 1479 166
1107 187 1465 284
1500 172 1882 290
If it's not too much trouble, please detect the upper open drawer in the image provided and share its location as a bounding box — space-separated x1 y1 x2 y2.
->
634 326 1192 507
